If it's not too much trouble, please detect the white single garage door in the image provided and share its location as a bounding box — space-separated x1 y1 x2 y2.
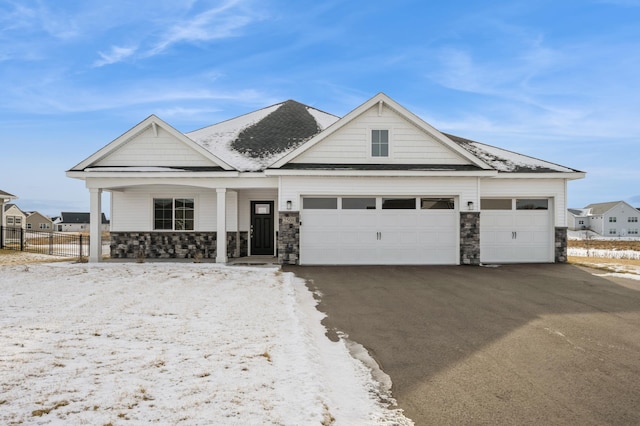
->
480 198 552 263
300 197 458 265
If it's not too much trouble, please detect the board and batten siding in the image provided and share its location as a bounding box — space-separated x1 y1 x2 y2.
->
279 176 479 211
479 178 568 226
291 104 470 165
95 127 214 168
110 188 238 232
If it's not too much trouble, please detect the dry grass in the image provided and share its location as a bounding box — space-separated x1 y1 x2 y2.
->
568 238 640 274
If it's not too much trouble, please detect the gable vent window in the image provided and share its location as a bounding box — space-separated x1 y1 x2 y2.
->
154 198 194 231
371 129 389 157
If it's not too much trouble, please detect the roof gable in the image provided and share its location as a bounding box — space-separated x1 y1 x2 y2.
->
271 93 492 169
584 201 636 215
70 115 234 171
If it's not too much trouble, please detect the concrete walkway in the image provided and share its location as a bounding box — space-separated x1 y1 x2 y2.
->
286 264 640 425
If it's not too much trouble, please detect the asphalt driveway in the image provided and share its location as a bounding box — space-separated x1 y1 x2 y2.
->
286 264 640 425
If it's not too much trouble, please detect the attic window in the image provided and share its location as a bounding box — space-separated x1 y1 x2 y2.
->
371 130 389 157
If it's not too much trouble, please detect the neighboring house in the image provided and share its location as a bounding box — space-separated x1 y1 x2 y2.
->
577 201 640 236
1 188 17 227
26 211 54 231
568 208 591 231
3 204 27 229
1 189 17 247
56 212 109 232
67 93 585 264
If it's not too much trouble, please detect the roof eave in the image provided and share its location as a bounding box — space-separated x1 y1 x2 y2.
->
265 168 498 177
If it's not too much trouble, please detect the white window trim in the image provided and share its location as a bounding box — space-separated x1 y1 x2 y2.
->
152 195 197 231
369 128 392 159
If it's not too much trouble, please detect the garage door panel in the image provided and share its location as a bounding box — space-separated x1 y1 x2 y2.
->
301 197 458 265
480 207 551 263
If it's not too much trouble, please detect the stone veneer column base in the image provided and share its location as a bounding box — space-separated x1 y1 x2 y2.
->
278 212 300 265
460 212 481 265
110 232 217 259
555 227 568 263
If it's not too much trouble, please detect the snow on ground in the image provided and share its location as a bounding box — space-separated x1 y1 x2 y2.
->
567 247 640 260
0 261 412 425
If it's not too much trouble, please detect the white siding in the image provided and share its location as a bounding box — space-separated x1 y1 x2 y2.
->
95 127 215 167
480 178 567 226
280 176 478 211
111 187 236 232
291 104 470 165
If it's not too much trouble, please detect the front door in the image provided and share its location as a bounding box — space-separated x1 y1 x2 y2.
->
251 201 274 255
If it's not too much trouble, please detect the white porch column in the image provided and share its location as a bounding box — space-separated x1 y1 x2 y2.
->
89 188 102 262
216 188 227 263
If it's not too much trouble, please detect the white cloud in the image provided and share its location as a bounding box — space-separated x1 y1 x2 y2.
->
93 45 137 67
148 0 256 56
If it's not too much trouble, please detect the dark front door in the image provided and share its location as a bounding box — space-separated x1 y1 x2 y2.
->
251 201 274 255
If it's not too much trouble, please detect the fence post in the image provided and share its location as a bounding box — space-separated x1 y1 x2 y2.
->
0 226 3 249
79 234 84 261
20 227 24 251
49 232 54 255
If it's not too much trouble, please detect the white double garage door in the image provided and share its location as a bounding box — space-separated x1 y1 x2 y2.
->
299 196 552 265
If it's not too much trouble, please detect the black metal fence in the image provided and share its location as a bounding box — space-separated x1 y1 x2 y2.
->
0 226 88 259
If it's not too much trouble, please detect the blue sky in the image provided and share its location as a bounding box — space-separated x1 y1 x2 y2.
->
1 0 639 216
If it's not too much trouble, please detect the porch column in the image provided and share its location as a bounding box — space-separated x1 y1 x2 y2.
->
89 188 102 262
216 188 227 263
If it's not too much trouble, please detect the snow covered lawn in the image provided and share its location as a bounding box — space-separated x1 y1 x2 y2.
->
0 262 411 425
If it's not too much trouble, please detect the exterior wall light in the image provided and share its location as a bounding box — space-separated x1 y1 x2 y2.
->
286 200 292 210
467 201 474 211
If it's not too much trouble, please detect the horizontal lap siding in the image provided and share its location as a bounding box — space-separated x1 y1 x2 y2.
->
96 127 213 167
111 188 218 231
280 176 478 211
480 178 567 226
292 104 469 165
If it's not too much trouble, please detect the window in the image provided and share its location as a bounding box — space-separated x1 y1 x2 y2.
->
578 220 585 225
481 199 512 210
516 199 548 210
7 217 14 225
609 229 617 235
15 217 22 226
371 129 389 157
39 223 50 229
342 198 376 209
382 198 416 209
27 223 32 229
609 217 617 223
154 198 194 230
629 229 639 235
629 217 638 223
421 198 455 210
303 198 337 209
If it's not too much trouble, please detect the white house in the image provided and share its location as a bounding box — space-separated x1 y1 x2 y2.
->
579 201 639 236
55 212 109 232
568 208 590 231
67 93 585 264
1 189 17 247
3 204 26 229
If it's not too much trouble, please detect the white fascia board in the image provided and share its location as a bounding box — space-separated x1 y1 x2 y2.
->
491 172 586 180
66 170 240 180
264 169 498 178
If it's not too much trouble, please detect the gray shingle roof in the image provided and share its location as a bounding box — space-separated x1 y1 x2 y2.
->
231 100 321 158
584 201 623 215
61 212 109 224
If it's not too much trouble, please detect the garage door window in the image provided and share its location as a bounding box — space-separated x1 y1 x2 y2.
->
382 198 416 209
516 199 548 210
342 198 376 209
481 199 512 210
303 198 337 209
421 198 455 209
